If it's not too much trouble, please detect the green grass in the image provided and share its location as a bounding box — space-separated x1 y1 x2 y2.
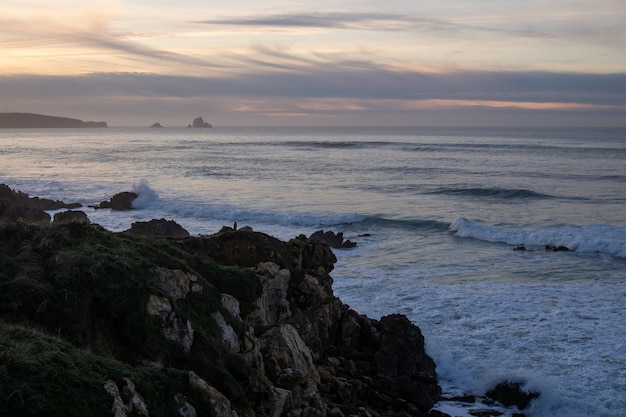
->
0 322 215 417
0 222 273 415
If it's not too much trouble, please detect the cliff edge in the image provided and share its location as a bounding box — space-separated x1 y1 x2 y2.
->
0 218 440 417
0 112 107 128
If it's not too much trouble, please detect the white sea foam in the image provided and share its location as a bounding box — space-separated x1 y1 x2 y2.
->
450 217 626 258
131 180 159 209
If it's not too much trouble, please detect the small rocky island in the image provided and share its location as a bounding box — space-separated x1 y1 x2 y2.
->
188 116 212 128
0 112 107 128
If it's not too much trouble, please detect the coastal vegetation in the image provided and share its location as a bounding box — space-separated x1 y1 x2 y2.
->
0 185 538 416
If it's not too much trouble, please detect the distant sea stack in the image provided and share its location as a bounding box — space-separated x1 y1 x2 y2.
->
150 122 163 128
188 117 212 128
0 113 107 128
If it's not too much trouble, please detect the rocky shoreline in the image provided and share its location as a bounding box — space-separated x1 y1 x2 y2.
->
0 112 107 128
0 185 539 417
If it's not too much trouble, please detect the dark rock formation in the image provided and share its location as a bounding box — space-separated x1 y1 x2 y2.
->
545 244 570 252
486 381 539 410
0 112 107 128
309 230 357 249
126 218 190 238
0 184 81 223
53 210 90 224
0 222 443 416
188 117 212 128
91 191 138 210
150 123 163 128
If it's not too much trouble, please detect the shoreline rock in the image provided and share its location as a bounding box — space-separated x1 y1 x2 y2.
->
0 112 107 128
90 191 138 210
0 183 82 223
0 187 541 417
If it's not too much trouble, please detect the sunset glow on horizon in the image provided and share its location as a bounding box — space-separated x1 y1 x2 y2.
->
1 0 625 126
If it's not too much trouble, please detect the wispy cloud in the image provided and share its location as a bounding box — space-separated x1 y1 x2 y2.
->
195 11 550 38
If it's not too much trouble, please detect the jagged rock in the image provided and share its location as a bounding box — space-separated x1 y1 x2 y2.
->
485 381 539 410
103 378 149 417
189 117 212 128
174 394 196 417
259 324 324 413
309 230 357 249
189 372 238 417
212 311 241 352
152 267 200 300
104 380 129 417
122 377 150 417
126 218 190 237
0 216 444 417
53 210 90 224
89 191 138 211
246 262 292 326
150 123 163 128
146 294 194 352
143 265 203 355
221 294 242 320
545 244 570 252
0 183 81 223
92 191 138 210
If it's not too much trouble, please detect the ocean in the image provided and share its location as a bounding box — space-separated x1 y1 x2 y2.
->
1 126 625 417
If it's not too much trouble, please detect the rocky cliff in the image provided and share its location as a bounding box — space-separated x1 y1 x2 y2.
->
0 218 440 417
0 112 107 128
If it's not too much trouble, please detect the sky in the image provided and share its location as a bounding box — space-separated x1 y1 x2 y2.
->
1 0 625 127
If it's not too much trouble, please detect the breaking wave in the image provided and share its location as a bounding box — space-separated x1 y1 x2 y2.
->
450 217 626 258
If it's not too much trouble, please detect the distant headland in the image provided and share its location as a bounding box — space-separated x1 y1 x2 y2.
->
0 112 107 128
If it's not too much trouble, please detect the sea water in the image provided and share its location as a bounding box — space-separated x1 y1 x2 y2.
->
1 126 625 417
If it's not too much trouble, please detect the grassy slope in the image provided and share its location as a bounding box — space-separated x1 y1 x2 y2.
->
0 222 281 416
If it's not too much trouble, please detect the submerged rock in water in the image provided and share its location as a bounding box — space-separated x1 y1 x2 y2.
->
545 244 570 252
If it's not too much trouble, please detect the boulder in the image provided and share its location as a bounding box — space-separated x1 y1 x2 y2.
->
126 218 190 238
92 191 138 210
53 210 90 224
485 381 539 410
309 230 357 249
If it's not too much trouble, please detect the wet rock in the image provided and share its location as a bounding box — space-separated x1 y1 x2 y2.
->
468 409 503 417
545 244 570 252
309 230 357 249
93 191 138 210
0 183 81 223
485 381 539 410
